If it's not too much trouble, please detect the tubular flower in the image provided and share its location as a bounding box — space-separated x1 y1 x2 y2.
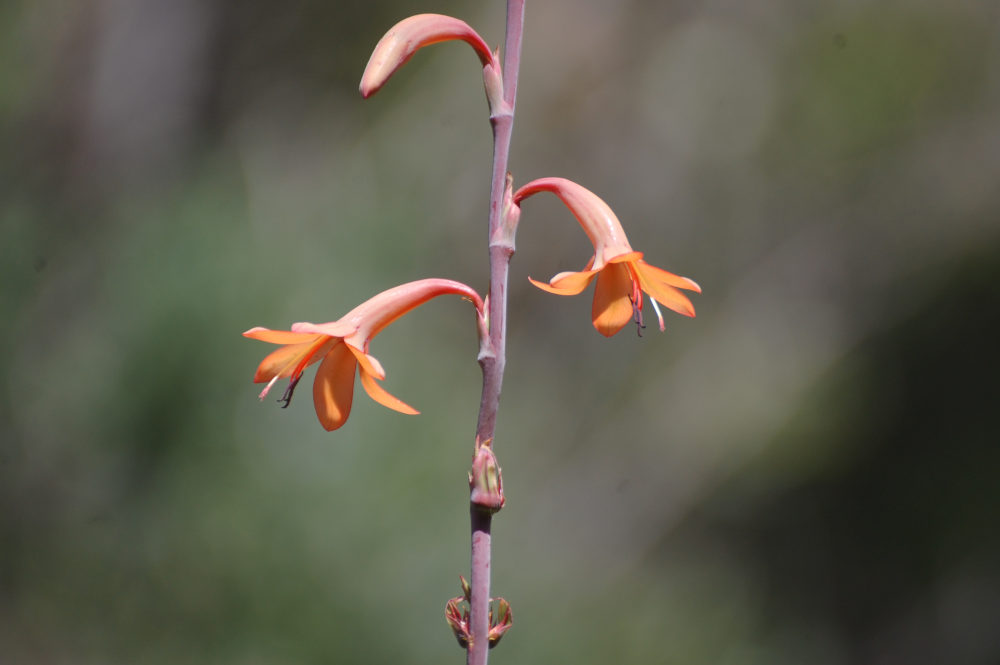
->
244 279 485 431
360 13 498 99
513 177 701 337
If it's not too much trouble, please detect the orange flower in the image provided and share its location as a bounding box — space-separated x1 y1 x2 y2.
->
513 177 701 337
244 279 485 431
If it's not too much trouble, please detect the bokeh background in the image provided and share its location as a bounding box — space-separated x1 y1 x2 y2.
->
3 0 999 663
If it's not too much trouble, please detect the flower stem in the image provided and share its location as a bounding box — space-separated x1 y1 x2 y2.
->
469 2 525 664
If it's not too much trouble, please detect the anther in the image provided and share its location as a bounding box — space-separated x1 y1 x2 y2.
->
628 294 646 337
279 376 301 408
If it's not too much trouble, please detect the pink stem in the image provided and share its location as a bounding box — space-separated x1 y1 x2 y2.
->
469 2 525 664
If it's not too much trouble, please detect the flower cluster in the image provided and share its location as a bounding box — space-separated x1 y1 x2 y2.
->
244 14 699 432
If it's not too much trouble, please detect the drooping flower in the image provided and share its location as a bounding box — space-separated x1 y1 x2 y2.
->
513 177 701 337
244 279 485 431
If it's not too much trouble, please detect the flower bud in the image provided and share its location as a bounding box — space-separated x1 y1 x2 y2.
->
360 13 495 98
445 596 471 648
459 574 471 601
483 48 506 115
491 172 519 251
488 597 513 648
469 438 505 512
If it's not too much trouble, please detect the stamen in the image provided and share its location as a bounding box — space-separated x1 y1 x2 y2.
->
628 293 646 337
650 298 665 332
279 375 302 408
258 375 280 401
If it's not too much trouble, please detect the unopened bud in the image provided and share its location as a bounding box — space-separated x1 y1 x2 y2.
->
488 597 513 648
491 172 519 252
459 575 471 601
483 48 506 116
469 439 505 512
445 596 470 649
360 14 496 98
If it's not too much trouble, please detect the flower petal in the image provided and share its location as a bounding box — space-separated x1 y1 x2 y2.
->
607 251 644 264
634 263 697 317
358 367 419 415
312 342 358 431
529 268 597 296
636 260 702 293
252 337 333 383
591 263 635 337
243 327 320 345
346 345 386 381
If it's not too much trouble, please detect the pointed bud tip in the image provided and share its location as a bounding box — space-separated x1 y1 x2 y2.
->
469 443 505 512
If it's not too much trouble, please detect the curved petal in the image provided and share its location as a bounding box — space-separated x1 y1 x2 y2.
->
359 367 419 415
636 260 701 293
252 337 333 383
243 327 320 345
312 342 358 431
643 282 697 317
591 264 635 337
346 344 386 381
529 268 597 296
634 264 696 317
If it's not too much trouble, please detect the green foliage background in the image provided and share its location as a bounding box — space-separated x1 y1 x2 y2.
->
3 0 999 663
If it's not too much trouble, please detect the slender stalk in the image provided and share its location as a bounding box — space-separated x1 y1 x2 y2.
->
469 2 525 664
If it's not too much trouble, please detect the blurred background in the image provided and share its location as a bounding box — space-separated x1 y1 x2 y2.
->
3 0 999 663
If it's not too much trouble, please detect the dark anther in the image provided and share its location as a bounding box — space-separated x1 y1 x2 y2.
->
279 376 301 408
628 294 646 337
